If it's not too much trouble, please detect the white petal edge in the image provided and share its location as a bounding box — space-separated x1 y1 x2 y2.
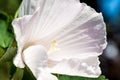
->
47 56 101 78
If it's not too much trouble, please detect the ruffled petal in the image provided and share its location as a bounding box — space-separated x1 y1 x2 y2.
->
47 57 101 78
46 2 107 78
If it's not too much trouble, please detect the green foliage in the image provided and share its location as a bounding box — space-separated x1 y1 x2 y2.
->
0 62 11 80
57 75 108 80
0 47 17 63
12 68 24 80
0 0 21 16
0 10 17 80
0 47 5 57
0 11 14 48
22 67 36 80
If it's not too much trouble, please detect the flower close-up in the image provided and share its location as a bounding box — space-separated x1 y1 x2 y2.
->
12 0 107 80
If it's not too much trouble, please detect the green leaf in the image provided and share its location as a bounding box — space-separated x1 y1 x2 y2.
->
0 47 17 63
0 0 21 16
0 12 14 48
12 68 24 80
9 62 17 80
0 62 11 80
57 75 107 80
22 67 36 80
0 47 5 57
0 20 13 48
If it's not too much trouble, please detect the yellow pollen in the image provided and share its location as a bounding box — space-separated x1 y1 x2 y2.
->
48 40 60 53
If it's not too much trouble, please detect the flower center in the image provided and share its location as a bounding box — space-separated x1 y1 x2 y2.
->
48 40 60 53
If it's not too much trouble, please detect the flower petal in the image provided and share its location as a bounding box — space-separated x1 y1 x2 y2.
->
23 45 47 78
48 4 107 61
17 0 83 39
12 0 107 78
13 0 84 51
19 0 45 16
23 45 58 80
37 71 58 80
12 15 32 68
48 56 101 78
12 0 83 67
46 3 107 78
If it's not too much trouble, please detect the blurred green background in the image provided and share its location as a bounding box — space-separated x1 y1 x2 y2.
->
0 0 21 80
0 0 21 16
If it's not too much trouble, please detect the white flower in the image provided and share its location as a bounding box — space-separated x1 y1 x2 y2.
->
12 0 107 80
